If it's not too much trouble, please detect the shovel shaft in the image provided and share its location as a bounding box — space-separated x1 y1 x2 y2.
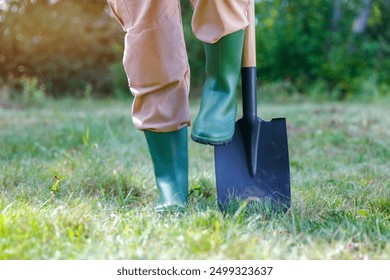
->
241 2 259 176
242 67 257 122
242 1 257 122
242 0 256 68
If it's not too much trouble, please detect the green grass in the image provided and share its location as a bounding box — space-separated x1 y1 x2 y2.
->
0 97 389 259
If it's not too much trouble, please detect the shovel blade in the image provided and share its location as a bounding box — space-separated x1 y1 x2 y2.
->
215 117 291 211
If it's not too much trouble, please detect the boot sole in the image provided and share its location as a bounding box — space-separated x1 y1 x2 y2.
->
191 134 232 146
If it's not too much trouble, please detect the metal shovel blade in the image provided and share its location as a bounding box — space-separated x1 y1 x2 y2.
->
214 116 291 211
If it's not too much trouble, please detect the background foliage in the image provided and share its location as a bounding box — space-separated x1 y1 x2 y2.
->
0 0 389 98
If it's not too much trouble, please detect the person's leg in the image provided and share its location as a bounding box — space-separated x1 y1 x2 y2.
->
107 0 190 210
144 127 188 211
190 0 251 145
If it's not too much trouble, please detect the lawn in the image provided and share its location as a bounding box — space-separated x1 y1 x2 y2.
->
0 97 389 259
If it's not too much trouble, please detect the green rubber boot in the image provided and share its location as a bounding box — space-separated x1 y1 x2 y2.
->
144 127 188 212
191 30 245 145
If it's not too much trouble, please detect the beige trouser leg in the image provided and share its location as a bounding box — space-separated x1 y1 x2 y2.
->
107 0 190 132
107 0 250 132
190 0 251 43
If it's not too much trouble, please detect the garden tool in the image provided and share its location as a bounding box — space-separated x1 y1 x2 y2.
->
214 2 291 211
144 127 188 211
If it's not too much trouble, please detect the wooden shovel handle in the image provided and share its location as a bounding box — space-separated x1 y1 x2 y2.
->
242 0 256 68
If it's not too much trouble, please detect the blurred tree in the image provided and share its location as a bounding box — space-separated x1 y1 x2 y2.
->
0 0 124 96
332 0 342 32
255 0 389 97
352 0 372 34
180 0 205 91
0 0 389 98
